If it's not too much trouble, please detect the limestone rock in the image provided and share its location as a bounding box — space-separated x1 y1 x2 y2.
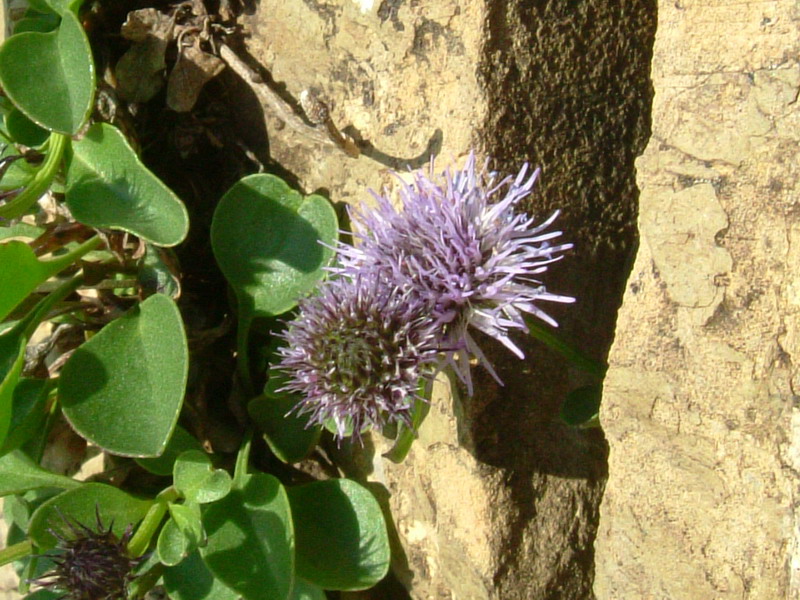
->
594 1 800 598
239 1 653 598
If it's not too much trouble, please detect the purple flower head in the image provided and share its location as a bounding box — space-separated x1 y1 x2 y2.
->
32 508 140 600
276 272 440 441
336 152 575 393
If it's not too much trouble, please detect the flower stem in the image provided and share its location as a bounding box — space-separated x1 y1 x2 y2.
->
127 487 179 558
0 132 68 219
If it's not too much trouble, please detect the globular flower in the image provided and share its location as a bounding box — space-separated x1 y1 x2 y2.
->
32 508 140 600
276 272 440 440
336 152 575 393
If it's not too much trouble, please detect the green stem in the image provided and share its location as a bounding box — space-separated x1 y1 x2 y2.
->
43 235 103 273
0 539 33 567
127 487 179 558
18 272 83 341
236 313 254 397
0 132 68 219
524 316 607 379
233 428 253 489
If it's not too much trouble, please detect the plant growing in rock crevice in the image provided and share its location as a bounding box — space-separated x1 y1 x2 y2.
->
0 1 603 599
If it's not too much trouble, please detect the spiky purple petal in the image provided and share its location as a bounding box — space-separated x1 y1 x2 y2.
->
336 152 575 393
277 273 440 440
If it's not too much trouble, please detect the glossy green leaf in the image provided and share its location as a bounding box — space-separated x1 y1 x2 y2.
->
169 501 204 545
0 132 67 219
42 0 85 15
211 174 338 318
158 516 192 567
0 378 50 456
135 425 204 476
5 109 49 147
287 479 389 591
173 450 232 504
13 13 59 34
0 276 82 447
0 450 79 496
248 391 320 465
201 472 294 600
164 550 239 600
0 236 101 322
0 10 94 134
0 339 25 450
59 293 189 457
66 123 189 247
28 482 152 550
559 384 602 428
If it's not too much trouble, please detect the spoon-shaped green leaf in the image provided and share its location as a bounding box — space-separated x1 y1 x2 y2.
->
59 293 189 457
287 478 390 591
0 450 79 497
0 236 101 322
66 123 189 247
211 174 337 392
0 9 94 134
0 274 82 449
163 551 239 600
201 472 294 600
28 482 152 550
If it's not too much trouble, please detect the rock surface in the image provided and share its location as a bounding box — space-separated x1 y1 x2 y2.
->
594 1 800 598
240 1 653 598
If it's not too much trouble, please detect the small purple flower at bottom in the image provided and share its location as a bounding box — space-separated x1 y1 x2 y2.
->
31 508 140 600
276 273 440 440
336 152 575 393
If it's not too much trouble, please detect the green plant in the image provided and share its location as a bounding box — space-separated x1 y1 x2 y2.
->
0 2 389 598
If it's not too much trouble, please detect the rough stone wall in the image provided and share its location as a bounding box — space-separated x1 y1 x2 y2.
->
241 1 654 598
594 1 800 598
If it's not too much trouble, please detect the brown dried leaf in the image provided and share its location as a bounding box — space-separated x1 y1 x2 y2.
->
116 9 176 103
121 8 173 42
166 41 225 113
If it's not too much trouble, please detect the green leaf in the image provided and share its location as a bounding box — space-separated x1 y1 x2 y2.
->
201 472 293 600
0 132 67 219
158 516 192 567
13 14 59 35
5 109 49 147
0 378 51 456
66 123 189 247
0 10 94 134
169 501 204 545
164 550 239 600
59 293 189 457
0 450 79 496
42 0 86 15
173 450 232 504
0 339 26 450
287 479 389 591
559 384 602 428
28 482 152 550
0 236 101 322
248 391 320 465
211 174 337 318
0 275 82 447
135 425 203 476
0 223 44 242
